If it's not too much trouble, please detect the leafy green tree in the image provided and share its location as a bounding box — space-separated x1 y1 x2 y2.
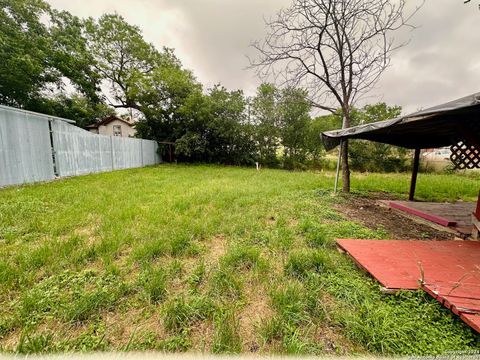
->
278 87 311 169
48 9 100 103
87 13 202 139
348 103 408 172
170 86 255 165
316 103 406 172
38 95 114 128
0 0 104 124
305 114 341 167
350 103 401 126
133 63 201 141
202 86 255 164
85 14 160 111
86 14 198 116
251 84 280 167
175 131 208 160
0 0 54 107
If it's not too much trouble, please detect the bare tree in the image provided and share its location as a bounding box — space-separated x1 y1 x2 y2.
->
464 0 480 9
251 0 422 192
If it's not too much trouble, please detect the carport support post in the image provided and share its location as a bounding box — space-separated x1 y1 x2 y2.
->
409 148 421 201
334 140 342 193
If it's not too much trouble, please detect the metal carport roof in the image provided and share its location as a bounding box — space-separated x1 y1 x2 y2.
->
321 92 480 151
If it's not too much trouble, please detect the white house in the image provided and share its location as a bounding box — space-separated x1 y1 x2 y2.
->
87 115 136 137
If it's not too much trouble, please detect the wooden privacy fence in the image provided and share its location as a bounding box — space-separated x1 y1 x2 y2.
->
0 105 161 187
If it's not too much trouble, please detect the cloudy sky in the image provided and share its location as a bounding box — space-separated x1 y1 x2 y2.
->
47 0 480 114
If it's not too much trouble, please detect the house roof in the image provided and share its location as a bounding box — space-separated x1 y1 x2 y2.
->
87 115 135 129
321 92 480 150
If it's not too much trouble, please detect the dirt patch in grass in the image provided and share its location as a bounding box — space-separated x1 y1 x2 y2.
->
104 308 164 348
238 283 273 353
335 195 453 240
314 325 361 355
204 235 228 265
1 328 21 350
74 222 100 246
288 218 299 227
266 216 276 226
190 321 215 352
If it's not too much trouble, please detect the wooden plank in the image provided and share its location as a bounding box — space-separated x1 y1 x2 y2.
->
461 313 480 333
377 200 468 236
389 201 456 227
444 297 480 314
408 202 475 229
422 280 480 315
472 215 480 240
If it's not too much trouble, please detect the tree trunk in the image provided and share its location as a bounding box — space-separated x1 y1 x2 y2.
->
341 112 351 192
341 140 350 192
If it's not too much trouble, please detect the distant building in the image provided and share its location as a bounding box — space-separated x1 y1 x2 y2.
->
87 115 136 137
421 147 452 161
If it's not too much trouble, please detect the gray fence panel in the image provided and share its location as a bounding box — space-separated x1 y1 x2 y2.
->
111 136 125 169
0 108 54 187
142 139 160 165
112 136 143 170
98 135 114 172
52 120 114 176
1 105 161 187
126 138 143 168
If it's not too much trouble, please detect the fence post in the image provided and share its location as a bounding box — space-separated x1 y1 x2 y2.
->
48 119 59 177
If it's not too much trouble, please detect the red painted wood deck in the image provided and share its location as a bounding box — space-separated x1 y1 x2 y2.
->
384 201 476 236
337 239 480 333
389 201 456 227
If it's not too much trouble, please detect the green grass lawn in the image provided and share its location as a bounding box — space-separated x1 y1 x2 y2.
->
0 165 479 355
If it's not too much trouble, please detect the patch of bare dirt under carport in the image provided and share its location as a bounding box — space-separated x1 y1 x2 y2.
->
334 193 454 240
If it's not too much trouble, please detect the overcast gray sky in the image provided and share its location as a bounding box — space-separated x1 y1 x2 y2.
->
47 0 480 114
